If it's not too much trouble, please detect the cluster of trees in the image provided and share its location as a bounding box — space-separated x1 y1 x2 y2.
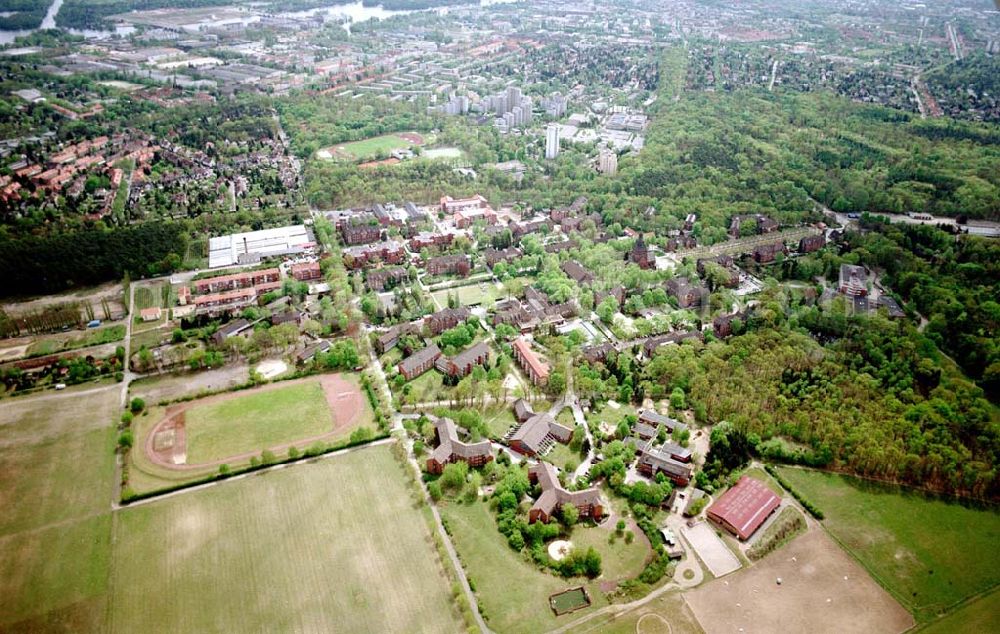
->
0 222 187 297
0 0 49 30
846 218 999 398
643 322 998 498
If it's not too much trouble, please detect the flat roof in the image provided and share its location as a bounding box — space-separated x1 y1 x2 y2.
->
208 225 314 268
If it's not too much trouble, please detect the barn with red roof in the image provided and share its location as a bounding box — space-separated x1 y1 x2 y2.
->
707 475 782 540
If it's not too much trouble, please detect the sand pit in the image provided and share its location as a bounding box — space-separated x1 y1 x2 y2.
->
256 359 287 379
684 529 914 634
548 540 573 561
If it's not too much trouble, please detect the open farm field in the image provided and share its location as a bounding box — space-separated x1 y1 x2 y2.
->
777 467 1000 622
110 445 461 633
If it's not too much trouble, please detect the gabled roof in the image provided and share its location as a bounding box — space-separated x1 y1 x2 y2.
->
430 417 492 464
529 462 602 517
707 475 781 540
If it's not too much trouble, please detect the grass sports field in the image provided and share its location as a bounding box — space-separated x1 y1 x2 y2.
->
318 132 425 161
184 381 335 463
131 374 372 494
111 445 460 633
0 388 119 632
777 466 1000 623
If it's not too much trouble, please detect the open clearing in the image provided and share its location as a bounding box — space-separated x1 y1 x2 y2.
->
685 529 914 634
317 132 424 161
440 499 620 634
110 445 460 633
570 590 704 634
777 467 1000 622
0 388 118 631
129 363 250 404
917 586 1000 634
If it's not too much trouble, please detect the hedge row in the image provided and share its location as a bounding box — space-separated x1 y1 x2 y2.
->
765 464 825 519
121 431 390 504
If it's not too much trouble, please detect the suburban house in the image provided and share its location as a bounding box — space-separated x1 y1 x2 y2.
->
435 342 490 378
594 285 626 309
397 342 442 380
528 462 604 524
752 242 787 264
484 247 521 268
513 338 550 386
513 398 534 423
343 241 406 269
296 339 331 364
581 342 615 365
426 416 493 475
696 255 738 288
409 231 454 251
505 412 573 456
544 239 578 254
212 318 252 344
140 307 162 322
637 409 687 436
729 214 778 237
707 475 781 540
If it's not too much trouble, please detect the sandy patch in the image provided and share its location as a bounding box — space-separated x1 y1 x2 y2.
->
256 359 288 379
685 529 914 634
548 540 573 561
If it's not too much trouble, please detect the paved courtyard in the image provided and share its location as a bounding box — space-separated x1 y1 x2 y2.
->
682 521 741 577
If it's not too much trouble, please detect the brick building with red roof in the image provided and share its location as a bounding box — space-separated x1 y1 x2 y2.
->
707 475 782 540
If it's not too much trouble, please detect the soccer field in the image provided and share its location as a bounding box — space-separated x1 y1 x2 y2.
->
319 132 424 161
183 381 336 464
110 445 461 633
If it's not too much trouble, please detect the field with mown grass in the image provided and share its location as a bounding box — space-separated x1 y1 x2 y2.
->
0 388 119 632
111 445 461 633
777 466 1000 623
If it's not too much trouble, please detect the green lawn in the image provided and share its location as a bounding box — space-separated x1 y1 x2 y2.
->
741 465 784 497
570 523 650 583
439 500 608 634
110 445 462 633
429 283 497 308
777 467 1000 622
917 587 1000 634
330 134 416 160
0 388 119 631
543 442 581 473
26 324 126 357
184 381 335 464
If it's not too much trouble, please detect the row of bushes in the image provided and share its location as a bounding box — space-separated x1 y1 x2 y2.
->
765 464 825 519
747 511 807 561
121 430 389 503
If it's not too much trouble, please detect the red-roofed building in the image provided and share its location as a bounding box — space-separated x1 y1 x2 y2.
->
291 261 322 281
707 475 781 540
512 338 549 386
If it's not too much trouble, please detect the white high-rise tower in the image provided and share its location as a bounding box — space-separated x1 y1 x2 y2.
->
545 123 560 160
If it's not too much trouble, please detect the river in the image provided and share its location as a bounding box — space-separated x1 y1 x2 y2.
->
1 0 518 44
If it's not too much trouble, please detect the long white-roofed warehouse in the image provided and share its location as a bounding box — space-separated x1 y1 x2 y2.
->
208 224 316 268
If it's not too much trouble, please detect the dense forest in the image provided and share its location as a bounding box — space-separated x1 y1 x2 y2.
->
0 223 187 296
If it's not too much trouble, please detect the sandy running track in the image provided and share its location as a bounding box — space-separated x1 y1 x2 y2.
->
144 374 366 471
